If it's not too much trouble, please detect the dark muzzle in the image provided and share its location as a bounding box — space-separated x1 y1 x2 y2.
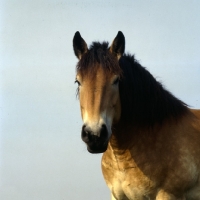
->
81 124 109 153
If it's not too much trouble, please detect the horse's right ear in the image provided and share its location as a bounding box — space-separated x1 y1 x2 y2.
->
110 31 125 60
73 31 88 60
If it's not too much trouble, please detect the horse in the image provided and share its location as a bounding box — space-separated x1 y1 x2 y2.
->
72 31 200 200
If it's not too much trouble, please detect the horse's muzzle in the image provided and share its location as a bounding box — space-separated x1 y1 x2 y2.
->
81 124 109 154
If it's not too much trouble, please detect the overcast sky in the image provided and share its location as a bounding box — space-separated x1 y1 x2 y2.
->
1 0 200 199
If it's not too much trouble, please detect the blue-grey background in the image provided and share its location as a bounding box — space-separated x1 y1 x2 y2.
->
1 0 200 199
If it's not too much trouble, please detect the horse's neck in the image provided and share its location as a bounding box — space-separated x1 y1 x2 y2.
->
107 139 137 171
110 122 160 161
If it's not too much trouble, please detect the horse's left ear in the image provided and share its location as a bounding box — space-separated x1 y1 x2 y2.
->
110 31 125 60
73 31 88 60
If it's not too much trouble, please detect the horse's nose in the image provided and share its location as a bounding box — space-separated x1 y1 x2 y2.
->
81 124 108 145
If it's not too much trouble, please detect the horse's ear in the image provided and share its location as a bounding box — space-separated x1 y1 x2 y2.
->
73 31 88 60
110 31 125 60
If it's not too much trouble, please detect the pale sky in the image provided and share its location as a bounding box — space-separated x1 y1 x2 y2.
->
0 0 200 199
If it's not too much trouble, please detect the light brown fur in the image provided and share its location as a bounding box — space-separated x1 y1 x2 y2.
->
76 65 121 138
102 109 200 200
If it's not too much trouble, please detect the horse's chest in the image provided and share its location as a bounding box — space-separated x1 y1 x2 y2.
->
102 158 156 200
113 169 155 200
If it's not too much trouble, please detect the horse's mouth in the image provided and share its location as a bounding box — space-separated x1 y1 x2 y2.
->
87 143 108 154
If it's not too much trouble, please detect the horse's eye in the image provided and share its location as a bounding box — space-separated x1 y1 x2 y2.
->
113 77 119 85
75 80 81 86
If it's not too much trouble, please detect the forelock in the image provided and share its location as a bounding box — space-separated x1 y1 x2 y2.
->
76 42 122 76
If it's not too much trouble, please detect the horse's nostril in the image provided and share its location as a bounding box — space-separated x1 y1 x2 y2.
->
100 124 108 139
102 124 106 129
81 125 89 141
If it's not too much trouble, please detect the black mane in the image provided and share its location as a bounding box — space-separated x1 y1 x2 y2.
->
77 42 188 127
119 54 188 126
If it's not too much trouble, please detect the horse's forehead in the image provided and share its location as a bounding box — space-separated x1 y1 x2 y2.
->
77 65 114 83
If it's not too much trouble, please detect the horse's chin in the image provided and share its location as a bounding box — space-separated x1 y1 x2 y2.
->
87 144 108 154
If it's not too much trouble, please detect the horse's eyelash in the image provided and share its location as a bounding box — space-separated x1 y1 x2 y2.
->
75 80 81 86
113 77 119 85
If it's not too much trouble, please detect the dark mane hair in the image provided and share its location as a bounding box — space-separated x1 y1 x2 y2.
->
76 42 122 76
77 42 188 127
119 54 188 126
